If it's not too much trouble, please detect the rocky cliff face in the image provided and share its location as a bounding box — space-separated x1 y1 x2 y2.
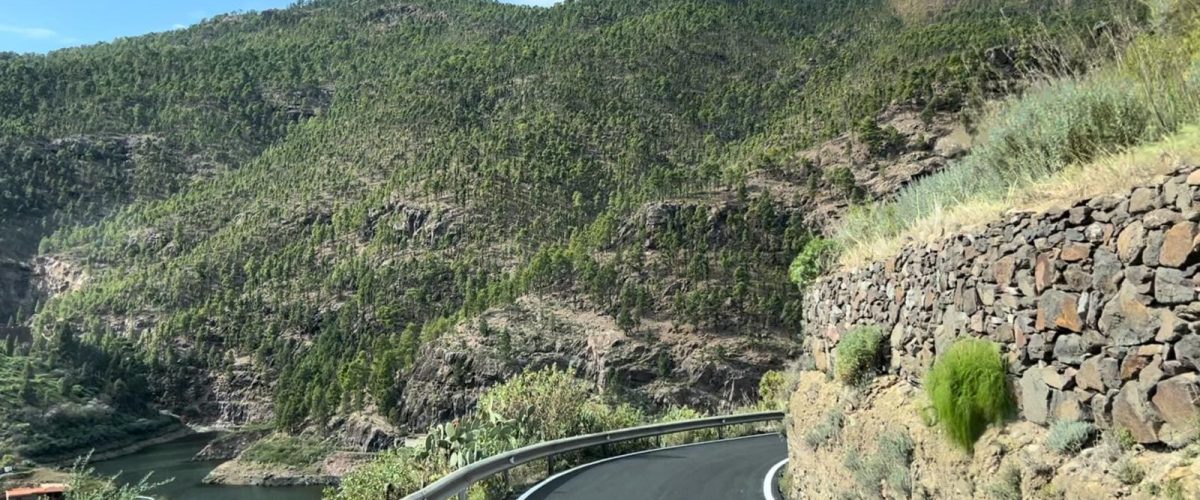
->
0 259 32 323
750 107 971 233
397 295 792 432
193 426 272 461
190 357 278 427
327 413 404 452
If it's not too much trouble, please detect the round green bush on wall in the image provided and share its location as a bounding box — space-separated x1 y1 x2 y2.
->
835 326 887 385
924 338 1015 451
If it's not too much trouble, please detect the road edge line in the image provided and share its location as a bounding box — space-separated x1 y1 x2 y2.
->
762 457 788 500
517 433 777 500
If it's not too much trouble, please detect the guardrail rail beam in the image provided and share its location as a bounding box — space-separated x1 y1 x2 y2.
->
398 410 784 500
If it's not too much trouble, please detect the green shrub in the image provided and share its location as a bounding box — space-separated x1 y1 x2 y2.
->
789 237 837 289
241 434 331 468
1162 478 1187 500
835 326 888 385
479 366 594 441
1115 459 1145 485
1047 420 1098 455
65 453 169 500
803 408 844 450
336 366 658 500
326 448 443 500
856 118 905 157
658 406 717 446
583 401 648 454
758 370 787 409
924 338 1015 451
826 167 859 199
584 401 645 434
844 431 914 499
839 73 1154 249
985 466 1022 500
1116 427 1138 451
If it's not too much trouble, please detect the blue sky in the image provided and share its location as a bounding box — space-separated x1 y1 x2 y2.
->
0 0 560 54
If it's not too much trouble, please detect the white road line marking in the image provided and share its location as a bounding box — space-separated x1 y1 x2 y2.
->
517 434 775 500
762 458 788 500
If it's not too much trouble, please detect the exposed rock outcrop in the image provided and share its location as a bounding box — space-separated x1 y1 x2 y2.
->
188 356 276 427
328 413 403 452
193 427 272 461
396 296 790 432
750 107 972 233
32 255 87 298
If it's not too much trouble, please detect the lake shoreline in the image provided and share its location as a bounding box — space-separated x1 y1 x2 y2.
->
86 425 197 464
47 422 195 467
203 458 339 487
92 431 325 500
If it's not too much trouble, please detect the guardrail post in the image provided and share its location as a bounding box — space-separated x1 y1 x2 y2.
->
548 455 556 476
457 489 468 500
385 483 394 500
717 427 724 440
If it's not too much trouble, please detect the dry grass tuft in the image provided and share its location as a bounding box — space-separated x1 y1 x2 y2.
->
838 125 1200 269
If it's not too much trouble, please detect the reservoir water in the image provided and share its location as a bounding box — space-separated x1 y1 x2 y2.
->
91 432 324 500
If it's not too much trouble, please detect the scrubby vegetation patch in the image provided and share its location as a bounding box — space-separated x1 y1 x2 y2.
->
835 326 888 385
1047 420 1098 455
924 338 1014 451
843 430 914 498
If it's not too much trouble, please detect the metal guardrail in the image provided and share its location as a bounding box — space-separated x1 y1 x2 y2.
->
398 410 785 500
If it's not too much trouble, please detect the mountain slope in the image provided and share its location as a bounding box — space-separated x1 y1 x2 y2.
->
0 0 1141 460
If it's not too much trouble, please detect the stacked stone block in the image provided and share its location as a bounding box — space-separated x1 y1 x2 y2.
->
805 166 1200 446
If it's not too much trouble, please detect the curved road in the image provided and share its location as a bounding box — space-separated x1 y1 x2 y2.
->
519 434 787 500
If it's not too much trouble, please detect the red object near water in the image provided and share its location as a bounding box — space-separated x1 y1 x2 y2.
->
4 483 67 499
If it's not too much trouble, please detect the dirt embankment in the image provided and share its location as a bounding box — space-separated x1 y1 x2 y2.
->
786 371 1200 499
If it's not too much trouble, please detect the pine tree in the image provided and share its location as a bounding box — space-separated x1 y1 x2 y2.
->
497 328 512 364
616 308 634 333
19 361 37 405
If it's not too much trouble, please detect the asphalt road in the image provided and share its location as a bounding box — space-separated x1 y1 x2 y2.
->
519 434 787 500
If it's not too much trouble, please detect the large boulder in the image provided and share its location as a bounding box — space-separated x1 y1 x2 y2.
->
1021 366 1051 424
1091 249 1123 295
1128 188 1159 214
1036 290 1083 333
1177 334 1200 372
1159 221 1198 267
1052 334 1087 365
1152 373 1200 447
1076 356 1109 392
1155 268 1196 304
993 255 1016 285
1061 242 1091 262
1116 222 1145 263
1112 383 1163 444
1098 284 1160 346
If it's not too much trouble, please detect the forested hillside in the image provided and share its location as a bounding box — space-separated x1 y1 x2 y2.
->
0 0 1142 461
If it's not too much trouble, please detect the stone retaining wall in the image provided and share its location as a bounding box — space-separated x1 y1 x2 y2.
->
803 166 1200 447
